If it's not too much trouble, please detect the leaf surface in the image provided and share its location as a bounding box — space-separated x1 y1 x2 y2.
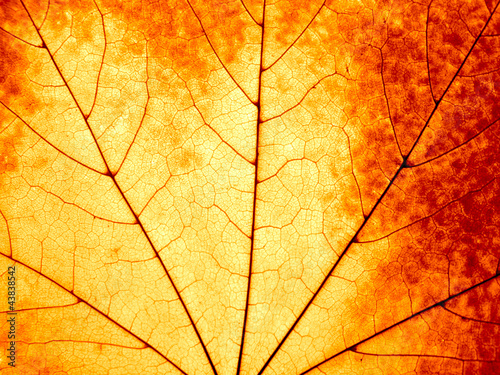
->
0 0 499 374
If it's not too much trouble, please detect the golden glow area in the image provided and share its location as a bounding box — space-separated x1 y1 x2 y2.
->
0 0 499 374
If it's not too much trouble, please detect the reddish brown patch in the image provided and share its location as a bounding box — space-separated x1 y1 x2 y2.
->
0 119 24 179
0 38 23 97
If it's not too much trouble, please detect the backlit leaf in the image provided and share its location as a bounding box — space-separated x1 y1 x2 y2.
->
1 0 499 374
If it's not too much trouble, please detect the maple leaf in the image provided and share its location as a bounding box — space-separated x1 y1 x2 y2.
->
0 0 499 374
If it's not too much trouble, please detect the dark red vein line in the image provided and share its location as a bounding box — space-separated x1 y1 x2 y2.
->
0 101 107 176
29 184 137 225
19 2 218 373
155 0 257 167
343 128 366 219
239 0 261 26
39 0 50 31
236 1 266 374
379 48 404 160
87 0 106 119
0 209 12 256
115 39 150 175
0 254 187 375
257 2 499 373
185 0 255 105
426 1 436 103
462 66 500 76
212 203 251 239
14 339 147 350
185 83 255 164
408 116 500 168
348 352 499 362
264 0 326 71
301 273 500 374
0 301 80 313
0 27 43 48
263 72 342 123
257 157 305 184
442 305 500 326
357 177 496 244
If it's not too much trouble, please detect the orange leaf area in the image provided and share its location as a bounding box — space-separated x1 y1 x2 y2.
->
0 0 499 374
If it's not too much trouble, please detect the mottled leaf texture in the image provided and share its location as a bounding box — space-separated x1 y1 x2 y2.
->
0 0 499 374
